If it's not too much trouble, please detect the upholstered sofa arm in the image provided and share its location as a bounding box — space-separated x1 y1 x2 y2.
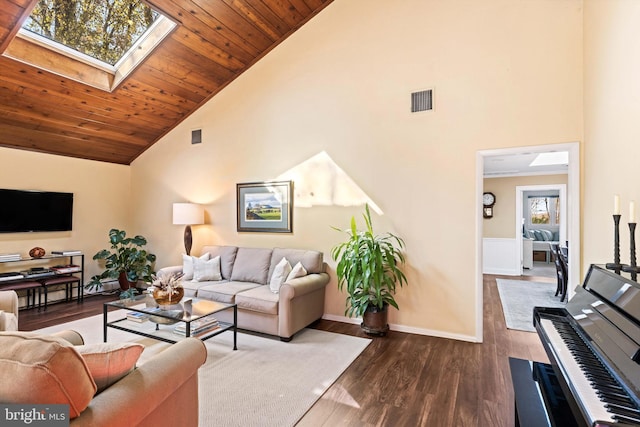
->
51 330 84 346
71 338 207 427
0 291 18 318
156 265 184 276
279 272 330 300
0 311 17 332
278 272 330 340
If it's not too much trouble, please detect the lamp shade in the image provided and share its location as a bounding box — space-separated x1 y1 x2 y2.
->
173 203 204 225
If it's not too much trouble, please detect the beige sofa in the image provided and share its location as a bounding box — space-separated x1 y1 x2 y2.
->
158 245 330 341
0 329 207 426
0 290 18 331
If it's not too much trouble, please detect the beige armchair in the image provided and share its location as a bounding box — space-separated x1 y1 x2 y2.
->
0 290 18 331
0 329 207 426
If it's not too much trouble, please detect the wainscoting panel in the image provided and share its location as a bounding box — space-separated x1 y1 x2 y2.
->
483 238 520 276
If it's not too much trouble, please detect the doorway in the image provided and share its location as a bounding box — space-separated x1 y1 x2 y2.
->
475 142 580 342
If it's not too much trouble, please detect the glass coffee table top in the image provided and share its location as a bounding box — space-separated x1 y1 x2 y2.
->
103 294 237 348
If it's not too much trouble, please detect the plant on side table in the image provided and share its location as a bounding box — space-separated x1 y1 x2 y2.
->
86 228 157 299
331 204 408 336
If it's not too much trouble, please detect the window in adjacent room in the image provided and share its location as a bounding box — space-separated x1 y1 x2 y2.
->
529 196 560 226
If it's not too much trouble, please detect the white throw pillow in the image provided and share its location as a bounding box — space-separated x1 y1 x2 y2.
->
193 256 222 282
182 253 210 280
269 257 292 294
286 262 307 282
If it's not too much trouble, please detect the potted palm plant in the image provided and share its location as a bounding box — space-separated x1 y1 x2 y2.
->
331 205 407 335
86 228 156 298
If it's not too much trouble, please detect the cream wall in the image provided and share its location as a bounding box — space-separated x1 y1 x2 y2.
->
583 0 640 271
130 0 583 341
483 174 569 239
0 147 131 283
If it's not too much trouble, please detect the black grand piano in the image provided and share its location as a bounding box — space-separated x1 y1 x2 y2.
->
510 264 640 426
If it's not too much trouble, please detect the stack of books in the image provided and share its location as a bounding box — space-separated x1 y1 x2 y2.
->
126 311 149 323
174 317 219 336
51 265 81 274
52 250 82 256
0 253 21 261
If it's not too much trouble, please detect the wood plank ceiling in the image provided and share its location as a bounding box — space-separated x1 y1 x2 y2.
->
0 0 332 165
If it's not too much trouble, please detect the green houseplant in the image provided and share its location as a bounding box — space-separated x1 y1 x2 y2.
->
331 205 407 335
86 228 156 298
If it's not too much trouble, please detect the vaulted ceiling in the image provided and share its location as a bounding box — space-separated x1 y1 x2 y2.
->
0 0 332 165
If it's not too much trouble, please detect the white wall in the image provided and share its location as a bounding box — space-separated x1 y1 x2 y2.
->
583 0 640 271
131 0 583 341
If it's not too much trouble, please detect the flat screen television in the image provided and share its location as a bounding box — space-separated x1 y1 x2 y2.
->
0 189 73 233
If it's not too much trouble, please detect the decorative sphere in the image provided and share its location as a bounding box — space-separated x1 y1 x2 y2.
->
29 247 46 258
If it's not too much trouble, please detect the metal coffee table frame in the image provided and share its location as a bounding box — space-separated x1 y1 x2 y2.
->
104 295 237 349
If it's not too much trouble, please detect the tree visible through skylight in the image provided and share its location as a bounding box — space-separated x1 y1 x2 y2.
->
23 0 159 66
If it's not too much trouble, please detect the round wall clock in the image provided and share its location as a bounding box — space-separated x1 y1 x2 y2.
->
483 192 496 218
483 192 496 207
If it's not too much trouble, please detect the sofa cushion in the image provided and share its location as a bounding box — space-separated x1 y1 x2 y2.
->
182 253 210 281
230 247 273 285
182 279 226 298
267 248 324 281
235 286 279 315
197 281 261 304
76 342 144 393
269 257 292 294
193 256 222 282
0 331 96 419
201 245 239 279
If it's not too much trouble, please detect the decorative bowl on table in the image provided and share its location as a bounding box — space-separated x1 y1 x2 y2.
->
149 271 184 305
152 287 185 305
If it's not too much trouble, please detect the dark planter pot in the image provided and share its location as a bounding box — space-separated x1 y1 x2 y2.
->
117 271 137 291
361 303 390 336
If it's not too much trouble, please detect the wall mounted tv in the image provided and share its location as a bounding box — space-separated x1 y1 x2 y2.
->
0 189 73 233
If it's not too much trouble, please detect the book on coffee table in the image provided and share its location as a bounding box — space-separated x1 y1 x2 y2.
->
174 317 219 336
126 311 149 323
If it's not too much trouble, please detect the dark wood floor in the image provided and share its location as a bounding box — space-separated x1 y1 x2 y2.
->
18 274 550 427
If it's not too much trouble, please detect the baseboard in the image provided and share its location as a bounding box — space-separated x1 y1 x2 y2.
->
321 314 479 343
483 267 520 276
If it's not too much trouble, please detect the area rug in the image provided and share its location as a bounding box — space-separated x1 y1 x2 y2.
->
35 312 371 427
496 279 566 332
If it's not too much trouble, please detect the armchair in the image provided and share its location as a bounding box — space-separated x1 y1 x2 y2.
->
0 290 18 331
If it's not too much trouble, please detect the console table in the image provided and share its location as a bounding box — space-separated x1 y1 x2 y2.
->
0 253 84 310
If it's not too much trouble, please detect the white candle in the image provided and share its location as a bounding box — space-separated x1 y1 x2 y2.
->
614 194 620 215
631 201 636 223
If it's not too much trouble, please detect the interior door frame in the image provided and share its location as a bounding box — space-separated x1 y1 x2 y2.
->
476 142 580 342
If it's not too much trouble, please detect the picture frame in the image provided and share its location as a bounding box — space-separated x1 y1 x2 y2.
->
236 181 293 233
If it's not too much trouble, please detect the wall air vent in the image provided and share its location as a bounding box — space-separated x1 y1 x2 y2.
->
411 89 433 113
191 129 202 145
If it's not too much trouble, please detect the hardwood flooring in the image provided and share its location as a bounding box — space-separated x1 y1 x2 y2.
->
17 275 549 426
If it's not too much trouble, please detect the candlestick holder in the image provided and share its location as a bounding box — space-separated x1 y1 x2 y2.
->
606 214 626 274
622 222 640 281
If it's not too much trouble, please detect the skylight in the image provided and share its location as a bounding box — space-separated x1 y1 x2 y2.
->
4 0 176 91
23 0 159 67
529 151 569 167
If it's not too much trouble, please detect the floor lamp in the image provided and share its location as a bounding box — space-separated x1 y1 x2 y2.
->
173 203 204 255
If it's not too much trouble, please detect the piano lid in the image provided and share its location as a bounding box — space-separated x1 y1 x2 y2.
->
582 265 640 327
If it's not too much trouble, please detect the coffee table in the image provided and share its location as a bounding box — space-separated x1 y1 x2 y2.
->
103 294 237 349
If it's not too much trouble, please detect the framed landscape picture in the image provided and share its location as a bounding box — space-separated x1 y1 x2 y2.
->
236 181 293 232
